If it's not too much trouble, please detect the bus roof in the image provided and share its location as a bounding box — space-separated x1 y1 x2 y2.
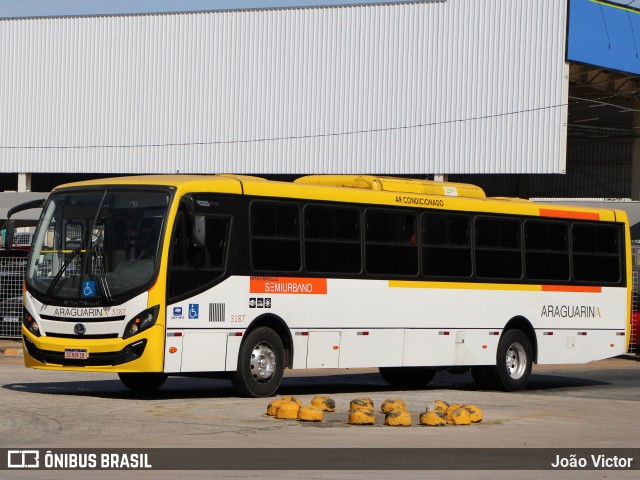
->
52 174 626 224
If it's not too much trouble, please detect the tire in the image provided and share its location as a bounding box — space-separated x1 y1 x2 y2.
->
118 372 167 392
379 366 436 387
494 329 533 392
232 327 285 398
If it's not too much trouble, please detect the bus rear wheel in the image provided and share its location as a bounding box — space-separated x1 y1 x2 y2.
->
494 329 533 392
232 327 285 398
379 366 436 387
118 372 167 392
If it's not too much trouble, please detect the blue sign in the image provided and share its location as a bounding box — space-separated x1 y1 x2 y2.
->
189 304 199 319
81 280 96 297
173 307 183 316
568 0 640 75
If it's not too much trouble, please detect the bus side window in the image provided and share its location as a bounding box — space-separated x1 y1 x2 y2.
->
524 219 569 282
171 212 188 267
365 209 418 276
474 217 522 280
250 201 301 272
421 213 472 278
572 223 621 283
304 205 361 274
168 210 230 299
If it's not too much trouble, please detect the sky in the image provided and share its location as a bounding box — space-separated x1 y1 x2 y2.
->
0 1 413 18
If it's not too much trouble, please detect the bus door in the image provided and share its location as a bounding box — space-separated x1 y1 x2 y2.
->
164 194 233 373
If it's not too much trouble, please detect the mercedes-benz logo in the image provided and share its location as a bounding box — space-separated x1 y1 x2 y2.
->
74 323 86 335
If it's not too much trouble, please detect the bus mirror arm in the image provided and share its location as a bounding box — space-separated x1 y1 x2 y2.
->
2 198 45 250
180 195 206 248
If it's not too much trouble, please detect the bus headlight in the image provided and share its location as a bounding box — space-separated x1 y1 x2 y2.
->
22 309 41 337
122 305 160 339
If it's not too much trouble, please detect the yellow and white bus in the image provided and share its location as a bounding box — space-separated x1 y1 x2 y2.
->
22 175 631 397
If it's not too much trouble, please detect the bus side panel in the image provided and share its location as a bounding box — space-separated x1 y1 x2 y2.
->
536 330 625 364
291 331 309 370
164 336 183 372
338 329 404 368
181 331 227 372
402 329 499 367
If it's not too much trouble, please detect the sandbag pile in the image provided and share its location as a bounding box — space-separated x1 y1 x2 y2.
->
418 400 483 426
265 396 483 427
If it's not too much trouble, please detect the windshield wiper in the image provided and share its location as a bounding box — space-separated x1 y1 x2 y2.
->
43 248 82 303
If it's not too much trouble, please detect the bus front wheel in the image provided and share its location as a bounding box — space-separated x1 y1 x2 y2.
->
494 329 533 392
118 372 167 392
232 327 285 398
379 367 436 387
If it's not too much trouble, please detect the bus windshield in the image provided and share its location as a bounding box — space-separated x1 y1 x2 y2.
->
26 189 170 303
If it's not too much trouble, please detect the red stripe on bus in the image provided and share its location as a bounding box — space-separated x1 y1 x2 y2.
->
539 209 600 220
541 285 602 293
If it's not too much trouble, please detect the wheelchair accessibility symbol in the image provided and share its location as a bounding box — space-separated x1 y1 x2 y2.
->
82 280 96 297
189 304 199 319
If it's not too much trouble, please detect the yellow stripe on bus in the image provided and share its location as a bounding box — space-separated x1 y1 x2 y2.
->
388 281 603 293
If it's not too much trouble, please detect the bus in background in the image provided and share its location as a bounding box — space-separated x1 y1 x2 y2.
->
21 175 631 397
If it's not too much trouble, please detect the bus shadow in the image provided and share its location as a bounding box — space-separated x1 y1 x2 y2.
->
2 377 237 400
425 371 609 392
2 371 610 399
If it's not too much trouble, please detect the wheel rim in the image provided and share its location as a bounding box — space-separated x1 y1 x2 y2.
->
505 342 527 379
250 342 276 382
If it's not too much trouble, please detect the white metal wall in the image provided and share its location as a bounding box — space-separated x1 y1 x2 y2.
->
0 1 568 175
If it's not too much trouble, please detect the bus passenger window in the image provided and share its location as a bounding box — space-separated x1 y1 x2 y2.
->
304 205 361 274
365 209 418 276
524 220 569 282
474 217 522 279
572 224 621 283
421 213 472 278
250 202 301 272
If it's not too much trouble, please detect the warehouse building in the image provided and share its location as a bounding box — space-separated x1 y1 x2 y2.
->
1 0 640 225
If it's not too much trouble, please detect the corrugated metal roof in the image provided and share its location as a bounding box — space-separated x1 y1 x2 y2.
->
0 1 568 175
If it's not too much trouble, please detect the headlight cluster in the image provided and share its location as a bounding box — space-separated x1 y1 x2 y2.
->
22 309 41 337
122 305 159 339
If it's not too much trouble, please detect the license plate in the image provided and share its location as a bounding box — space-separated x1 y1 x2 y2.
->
2 317 19 323
64 349 88 360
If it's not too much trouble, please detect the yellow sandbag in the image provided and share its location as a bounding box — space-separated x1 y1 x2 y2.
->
384 410 412 426
464 404 483 423
311 396 336 412
433 400 449 413
349 398 374 412
348 409 375 425
449 407 471 425
298 405 324 422
446 404 463 417
381 399 406 413
419 411 446 426
266 399 285 416
280 395 302 407
275 400 300 419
